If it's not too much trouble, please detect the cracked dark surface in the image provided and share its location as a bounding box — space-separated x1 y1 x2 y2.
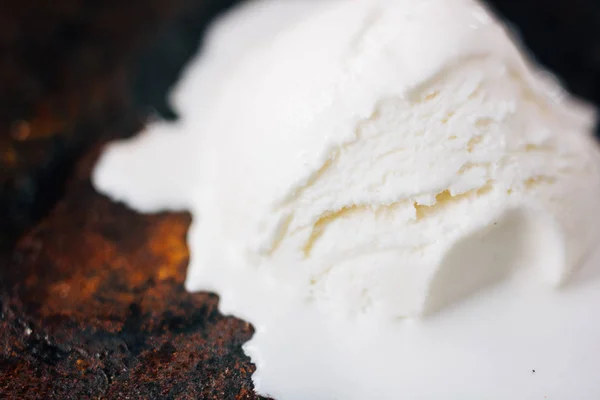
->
0 0 599 399
0 149 265 399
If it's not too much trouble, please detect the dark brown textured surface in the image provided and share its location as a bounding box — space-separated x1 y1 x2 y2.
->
0 0 182 245
0 0 238 246
0 148 265 399
0 1 262 398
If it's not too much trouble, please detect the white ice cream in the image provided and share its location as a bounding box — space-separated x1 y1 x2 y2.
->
93 0 600 398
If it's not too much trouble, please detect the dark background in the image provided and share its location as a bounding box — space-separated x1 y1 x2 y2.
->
0 1 598 398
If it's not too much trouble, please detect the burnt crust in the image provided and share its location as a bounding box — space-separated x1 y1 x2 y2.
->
0 148 267 400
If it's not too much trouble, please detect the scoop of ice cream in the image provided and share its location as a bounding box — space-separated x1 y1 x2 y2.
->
191 0 600 317
93 0 600 397
95 0 600 319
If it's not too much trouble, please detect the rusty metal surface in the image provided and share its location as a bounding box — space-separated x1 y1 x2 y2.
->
0 148 266 399
0 0 239 246
0 1 263 398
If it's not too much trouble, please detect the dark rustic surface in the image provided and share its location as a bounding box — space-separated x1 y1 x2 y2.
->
0 0 599 399
0 0 237 247
0 0 180 240
0 1 264 398
0 149 265 400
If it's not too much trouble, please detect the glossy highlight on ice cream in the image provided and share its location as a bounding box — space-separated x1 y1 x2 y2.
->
93 0 600 398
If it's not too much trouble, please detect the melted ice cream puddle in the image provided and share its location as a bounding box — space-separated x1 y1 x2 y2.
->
93 0 600 398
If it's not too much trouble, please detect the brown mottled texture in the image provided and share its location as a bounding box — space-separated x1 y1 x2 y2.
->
0 0 191 141
0 1 263 398
0 0 239 246
0 0 179 245
0 148 266 400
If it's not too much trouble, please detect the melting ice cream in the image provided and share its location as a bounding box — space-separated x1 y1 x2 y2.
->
94 0 600 398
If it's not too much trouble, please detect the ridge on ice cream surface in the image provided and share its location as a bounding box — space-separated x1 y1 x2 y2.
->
174 0 600 317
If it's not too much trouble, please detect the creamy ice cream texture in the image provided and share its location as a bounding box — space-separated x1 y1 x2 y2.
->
94 0 600 398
